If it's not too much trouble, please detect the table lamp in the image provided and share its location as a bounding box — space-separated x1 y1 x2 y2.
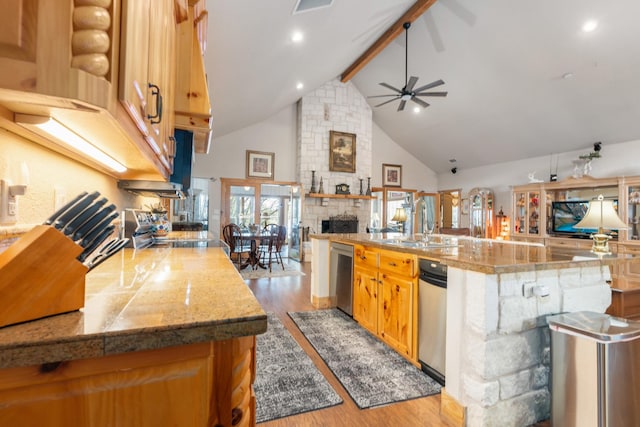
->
391 207 408 233
575 195 628 254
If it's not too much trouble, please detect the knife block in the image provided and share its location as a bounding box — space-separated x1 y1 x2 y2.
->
0 225 88 328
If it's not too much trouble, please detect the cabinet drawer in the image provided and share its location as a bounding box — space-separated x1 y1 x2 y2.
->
546 238 591 249
378 250 416 277
354 245 379 269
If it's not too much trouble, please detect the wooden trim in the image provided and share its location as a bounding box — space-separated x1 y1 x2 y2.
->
440 387 466 427
340 0 437 82
311 295 335 309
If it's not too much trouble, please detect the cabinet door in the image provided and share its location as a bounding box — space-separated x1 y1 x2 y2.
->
378 273 414 358
147 0 176 166
353 266 378 334
119 0 151 131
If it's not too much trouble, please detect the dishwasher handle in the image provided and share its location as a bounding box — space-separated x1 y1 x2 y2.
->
419 272 447 288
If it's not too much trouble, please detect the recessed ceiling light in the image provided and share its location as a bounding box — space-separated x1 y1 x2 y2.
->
582 20 598 32
562 72 575 79
291 31 304 43
413 107 420 113
296 82 304 90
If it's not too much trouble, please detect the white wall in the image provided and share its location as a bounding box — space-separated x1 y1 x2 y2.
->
372 122 438 192
192 105 298 235
437 139 640 222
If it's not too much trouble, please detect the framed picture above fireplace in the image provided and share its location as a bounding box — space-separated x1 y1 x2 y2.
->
382 163 402 187
329 130 356 173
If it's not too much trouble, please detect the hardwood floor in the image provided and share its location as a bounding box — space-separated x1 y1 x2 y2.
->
247 260 550 427
248 261 447 427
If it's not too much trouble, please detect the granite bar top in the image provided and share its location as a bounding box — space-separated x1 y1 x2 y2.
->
0 245 266 369
313 232 633 274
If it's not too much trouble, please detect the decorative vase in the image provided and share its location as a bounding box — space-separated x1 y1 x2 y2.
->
359 178 364 195
365 177 371 196
152 213 171 237
318 177 324 194
310 171 317 193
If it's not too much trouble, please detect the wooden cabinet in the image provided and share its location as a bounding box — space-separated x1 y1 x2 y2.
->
0 337 257 426
512 186 543 238
353 265 379 334
353 245 418 362
0 0 118 111
0 0 190 180
174 0 213 154
119 0 176 175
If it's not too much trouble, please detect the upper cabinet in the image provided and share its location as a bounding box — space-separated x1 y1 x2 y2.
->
119 0 176 175
0 0 118 111
0 0 211 180
174 0 212 154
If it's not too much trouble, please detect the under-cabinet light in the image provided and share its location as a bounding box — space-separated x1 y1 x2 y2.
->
14 114 127 173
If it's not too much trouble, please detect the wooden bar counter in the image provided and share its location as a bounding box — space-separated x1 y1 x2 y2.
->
0 242 266 427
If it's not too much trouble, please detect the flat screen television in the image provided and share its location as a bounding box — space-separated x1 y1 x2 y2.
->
551 200 618 238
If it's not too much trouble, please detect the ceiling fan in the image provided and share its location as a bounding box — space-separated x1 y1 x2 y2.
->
369 22 447 112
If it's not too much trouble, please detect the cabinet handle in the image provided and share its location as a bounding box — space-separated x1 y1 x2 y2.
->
388 262 397 267
148 83 163 124
360 255 366 260
369 277 376 282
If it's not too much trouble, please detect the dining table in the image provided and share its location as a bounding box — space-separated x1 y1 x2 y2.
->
236 231 274 270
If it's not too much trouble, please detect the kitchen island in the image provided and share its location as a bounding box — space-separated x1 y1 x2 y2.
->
0 242 266 427
311 233 630 427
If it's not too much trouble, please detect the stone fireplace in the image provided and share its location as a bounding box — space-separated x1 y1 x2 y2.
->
297 79 373 235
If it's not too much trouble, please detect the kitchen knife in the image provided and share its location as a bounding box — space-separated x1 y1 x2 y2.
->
62 197 108 236
77 224 115 262
43 191 88 226
53 191 101 230
78 211 118 248
72 206 117 242
86 238 129 271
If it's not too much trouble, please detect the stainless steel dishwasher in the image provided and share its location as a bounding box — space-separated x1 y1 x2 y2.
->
330 242 354 316
418 258 447 385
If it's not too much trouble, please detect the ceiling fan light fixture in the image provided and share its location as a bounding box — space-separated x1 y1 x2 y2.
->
368 22 447 112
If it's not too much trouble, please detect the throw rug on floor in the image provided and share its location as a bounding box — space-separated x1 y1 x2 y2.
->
254 313 342 423
240 262 305 280
288 308 441 409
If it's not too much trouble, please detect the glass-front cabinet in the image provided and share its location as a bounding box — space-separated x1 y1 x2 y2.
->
627 180 640 241
513 187 542 238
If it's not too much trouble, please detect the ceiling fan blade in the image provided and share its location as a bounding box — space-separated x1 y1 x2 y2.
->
374 97 401 108
368 94 402 98
397 100 407 112
406 76 418 91
379 82 402 93
413 79 445 93
411 96 430 108
415 91 448 97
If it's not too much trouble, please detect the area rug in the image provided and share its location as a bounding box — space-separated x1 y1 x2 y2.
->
240 262 305 280
288 308 441 409
254 313 342 423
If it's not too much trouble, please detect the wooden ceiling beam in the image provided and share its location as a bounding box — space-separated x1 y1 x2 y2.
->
340 0 437 83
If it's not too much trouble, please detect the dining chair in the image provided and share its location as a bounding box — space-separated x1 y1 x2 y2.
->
259 223 279 254
261 225 287 272
222 224 251 269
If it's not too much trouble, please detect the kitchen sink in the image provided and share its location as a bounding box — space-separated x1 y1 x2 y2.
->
369 238 459 249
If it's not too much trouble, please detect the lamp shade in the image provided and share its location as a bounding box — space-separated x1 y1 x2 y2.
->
575 196 628 231
391 207 407 222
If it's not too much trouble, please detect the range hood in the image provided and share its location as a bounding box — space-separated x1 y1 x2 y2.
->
118 180 185 199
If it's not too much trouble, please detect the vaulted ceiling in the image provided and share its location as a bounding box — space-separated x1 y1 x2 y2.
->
206 0 640 173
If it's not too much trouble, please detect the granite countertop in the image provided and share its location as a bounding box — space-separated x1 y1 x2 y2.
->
312 232 633 274
0 245 266 369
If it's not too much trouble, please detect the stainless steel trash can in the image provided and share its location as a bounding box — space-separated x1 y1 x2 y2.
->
548 311 640 427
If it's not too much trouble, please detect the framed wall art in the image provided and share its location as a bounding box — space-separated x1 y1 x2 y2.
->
382 163 402 187
329 130 356 173
246 150 274 180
